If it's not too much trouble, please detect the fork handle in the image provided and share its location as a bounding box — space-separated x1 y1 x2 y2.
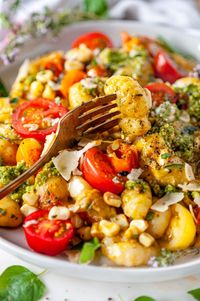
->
0 151 53 200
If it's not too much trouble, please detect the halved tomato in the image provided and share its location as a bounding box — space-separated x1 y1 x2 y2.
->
145 82 177 106
12 98 67 141
23 210 74 256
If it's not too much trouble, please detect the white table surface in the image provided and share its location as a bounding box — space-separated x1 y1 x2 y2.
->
1 249 200 301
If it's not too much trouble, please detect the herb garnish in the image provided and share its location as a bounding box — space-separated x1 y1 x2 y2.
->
134 297 156 301
161 153 171 159
0 265 46 301
0 79 8 97
188 288 200 301
79 237 101 264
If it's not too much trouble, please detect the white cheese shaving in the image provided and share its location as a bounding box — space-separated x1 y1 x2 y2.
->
23 123 39 132
23 220 38 228
179 111 190 122
189 204 197 223
185 163 195 181
151 192 184 212
15 59 30 82
52 140 101 181
127 168 143 181
194 195 200 207
41 132 56 157
178 182 200 192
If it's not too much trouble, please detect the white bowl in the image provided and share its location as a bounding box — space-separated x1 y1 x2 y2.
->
0 20 200 283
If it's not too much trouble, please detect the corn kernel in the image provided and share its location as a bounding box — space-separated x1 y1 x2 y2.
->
91 222 104 239
42 84 56 100
65 44 93 62
77 226 92 241
111 214 129 229
139 233 155 247
103 192 122 208
99 220 120 237
22 192 38 206
36 70 53 83
64 60 84 71
30 81 44 97
70 214 83 228
48 206 70 220
129 219 148 235
11 82 24 98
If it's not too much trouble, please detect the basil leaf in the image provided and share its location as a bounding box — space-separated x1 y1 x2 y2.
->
0 265 46 301
134 296 156 301
83 0 108 17
161 153 171 159
79 238 101 264
188 288 200 300
0 79 8 97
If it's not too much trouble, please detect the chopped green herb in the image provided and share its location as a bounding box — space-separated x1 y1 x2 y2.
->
9 97 19 104
161 153 171 159
164 163 183 170
188 288 200 301
146 212 155 221
134 296 156 301
79 237 100 264
0 265 46 301
0 208 7 216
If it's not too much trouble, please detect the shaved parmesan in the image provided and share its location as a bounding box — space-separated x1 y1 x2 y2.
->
52 140 101 181
194 195 200 207
178 182 200 192
15 59 30 82
185 163 195 181
41 132 56 157
23 220 38 228
127 168 143 181
151 192 184 212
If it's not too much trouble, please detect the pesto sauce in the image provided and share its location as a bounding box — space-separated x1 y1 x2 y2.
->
35 161 59 186
0 162 27 185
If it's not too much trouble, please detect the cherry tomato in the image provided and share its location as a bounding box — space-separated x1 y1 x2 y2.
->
12 98 67 141
72 32 113 50
154 50 184 83
60 70 86 98
107 143 139 173
23 210 74 256
16 138 43 166
81 147 124 194
42 52 64 77
145 82 177 106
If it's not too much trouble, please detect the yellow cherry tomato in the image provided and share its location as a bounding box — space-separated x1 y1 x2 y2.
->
162 204 196 251
16 138 43 166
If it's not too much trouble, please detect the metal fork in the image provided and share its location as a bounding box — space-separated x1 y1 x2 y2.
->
0 94 119 199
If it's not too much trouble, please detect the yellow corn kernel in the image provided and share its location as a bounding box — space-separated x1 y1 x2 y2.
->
139 233 155 247
129 219 148 235
64 60 84 71
22 192 39 206
70 214 83 228
30 81 44 97
111 214 129 229
77 226 92 241
42 84 56 100
11 82 24 98
103 192 122 208
36 70 53 83
99 220 120 237
91 222 104 239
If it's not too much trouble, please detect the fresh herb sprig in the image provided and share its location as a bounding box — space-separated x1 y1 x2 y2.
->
0 0 108 64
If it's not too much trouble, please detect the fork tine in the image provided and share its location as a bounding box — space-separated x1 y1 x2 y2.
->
78 102 117 123
72 94 117 116
77 110 120 132
83 118 120 135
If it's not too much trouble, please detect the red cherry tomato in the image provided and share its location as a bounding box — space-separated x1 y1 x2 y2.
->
12 98 67 141
107 143 139 173
72 32 113 50
23 210 74 256
145 82 177 106
81 147 124 194
154 50 184 83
